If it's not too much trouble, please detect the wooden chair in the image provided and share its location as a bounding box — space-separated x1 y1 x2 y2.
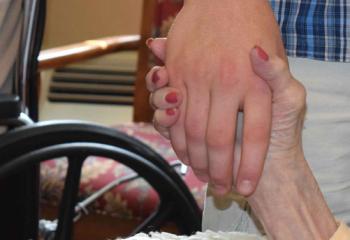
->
38 0 156 122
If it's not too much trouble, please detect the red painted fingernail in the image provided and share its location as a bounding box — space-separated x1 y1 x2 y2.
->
166 108 176 116
255 45 269 61
165 92 178 104
146 38 153 48
152 70 159 84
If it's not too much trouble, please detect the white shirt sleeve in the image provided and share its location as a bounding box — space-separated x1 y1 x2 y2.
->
0 0 23 94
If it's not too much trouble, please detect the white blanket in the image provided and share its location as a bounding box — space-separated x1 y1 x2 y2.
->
121 231 265 240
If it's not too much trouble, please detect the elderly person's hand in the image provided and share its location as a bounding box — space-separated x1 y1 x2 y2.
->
159 0 286 196
147 40 339 239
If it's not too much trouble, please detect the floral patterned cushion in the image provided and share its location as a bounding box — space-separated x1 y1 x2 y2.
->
40 123 206 220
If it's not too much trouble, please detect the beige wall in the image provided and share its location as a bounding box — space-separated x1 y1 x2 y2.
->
42 0 143 49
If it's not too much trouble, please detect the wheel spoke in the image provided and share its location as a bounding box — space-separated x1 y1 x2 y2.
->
54 155 85 240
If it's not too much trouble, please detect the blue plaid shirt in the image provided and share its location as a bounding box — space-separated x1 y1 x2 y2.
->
270 0 350 62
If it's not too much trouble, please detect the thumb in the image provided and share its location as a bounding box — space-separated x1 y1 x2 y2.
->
250 46 292 93
146 38 167 63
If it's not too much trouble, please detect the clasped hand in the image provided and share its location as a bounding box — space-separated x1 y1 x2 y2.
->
146 1 301 196
147 38 306 199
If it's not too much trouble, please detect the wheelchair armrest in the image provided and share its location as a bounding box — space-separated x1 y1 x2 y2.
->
38 35 141 70
0 95 21 119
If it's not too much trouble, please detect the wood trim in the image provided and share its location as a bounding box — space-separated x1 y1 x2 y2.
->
38 0 158 123
48 93 134 105
133 0 157 122
38 35 140 70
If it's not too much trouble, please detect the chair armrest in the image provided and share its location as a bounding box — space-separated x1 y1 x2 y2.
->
0 95 21 119
38 35 141 70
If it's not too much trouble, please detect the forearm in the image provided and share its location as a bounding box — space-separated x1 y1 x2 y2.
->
184 0 271 9
181 0 286 60
248 149 337 240
183 0 274 26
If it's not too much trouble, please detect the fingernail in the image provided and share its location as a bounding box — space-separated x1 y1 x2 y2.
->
146 38 154 48
238 180 254 196
212 184 228 195
166 108 176 116
254 45 269 61
152 70 160 84
165 92 178 104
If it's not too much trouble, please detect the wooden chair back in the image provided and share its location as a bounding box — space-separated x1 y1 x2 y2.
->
133 0 157 122
38 0 159 123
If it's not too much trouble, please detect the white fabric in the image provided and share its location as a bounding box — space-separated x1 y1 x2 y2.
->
203 57 350 233
0 0 23 93
122 231 264 240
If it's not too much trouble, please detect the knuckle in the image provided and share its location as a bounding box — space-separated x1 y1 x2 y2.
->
186 129 205 143
252 80 272 97
174 146 187 160
285 81 307 110
209 173 227 186
245 127 268 144
268 58 291 82
192 165 208 174
206 131 232 150
185 122 205 143
274 58 289 73
213 61 241 88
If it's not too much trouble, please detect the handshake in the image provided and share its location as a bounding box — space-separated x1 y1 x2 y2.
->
135 1 339 239
143 37 337 240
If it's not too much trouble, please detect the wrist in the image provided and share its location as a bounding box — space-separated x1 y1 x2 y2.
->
183 0 271 14
248 152 337 240
179 0 284 57
184 0 270 5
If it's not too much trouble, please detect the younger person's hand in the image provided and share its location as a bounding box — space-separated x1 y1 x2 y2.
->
146 38 305 197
